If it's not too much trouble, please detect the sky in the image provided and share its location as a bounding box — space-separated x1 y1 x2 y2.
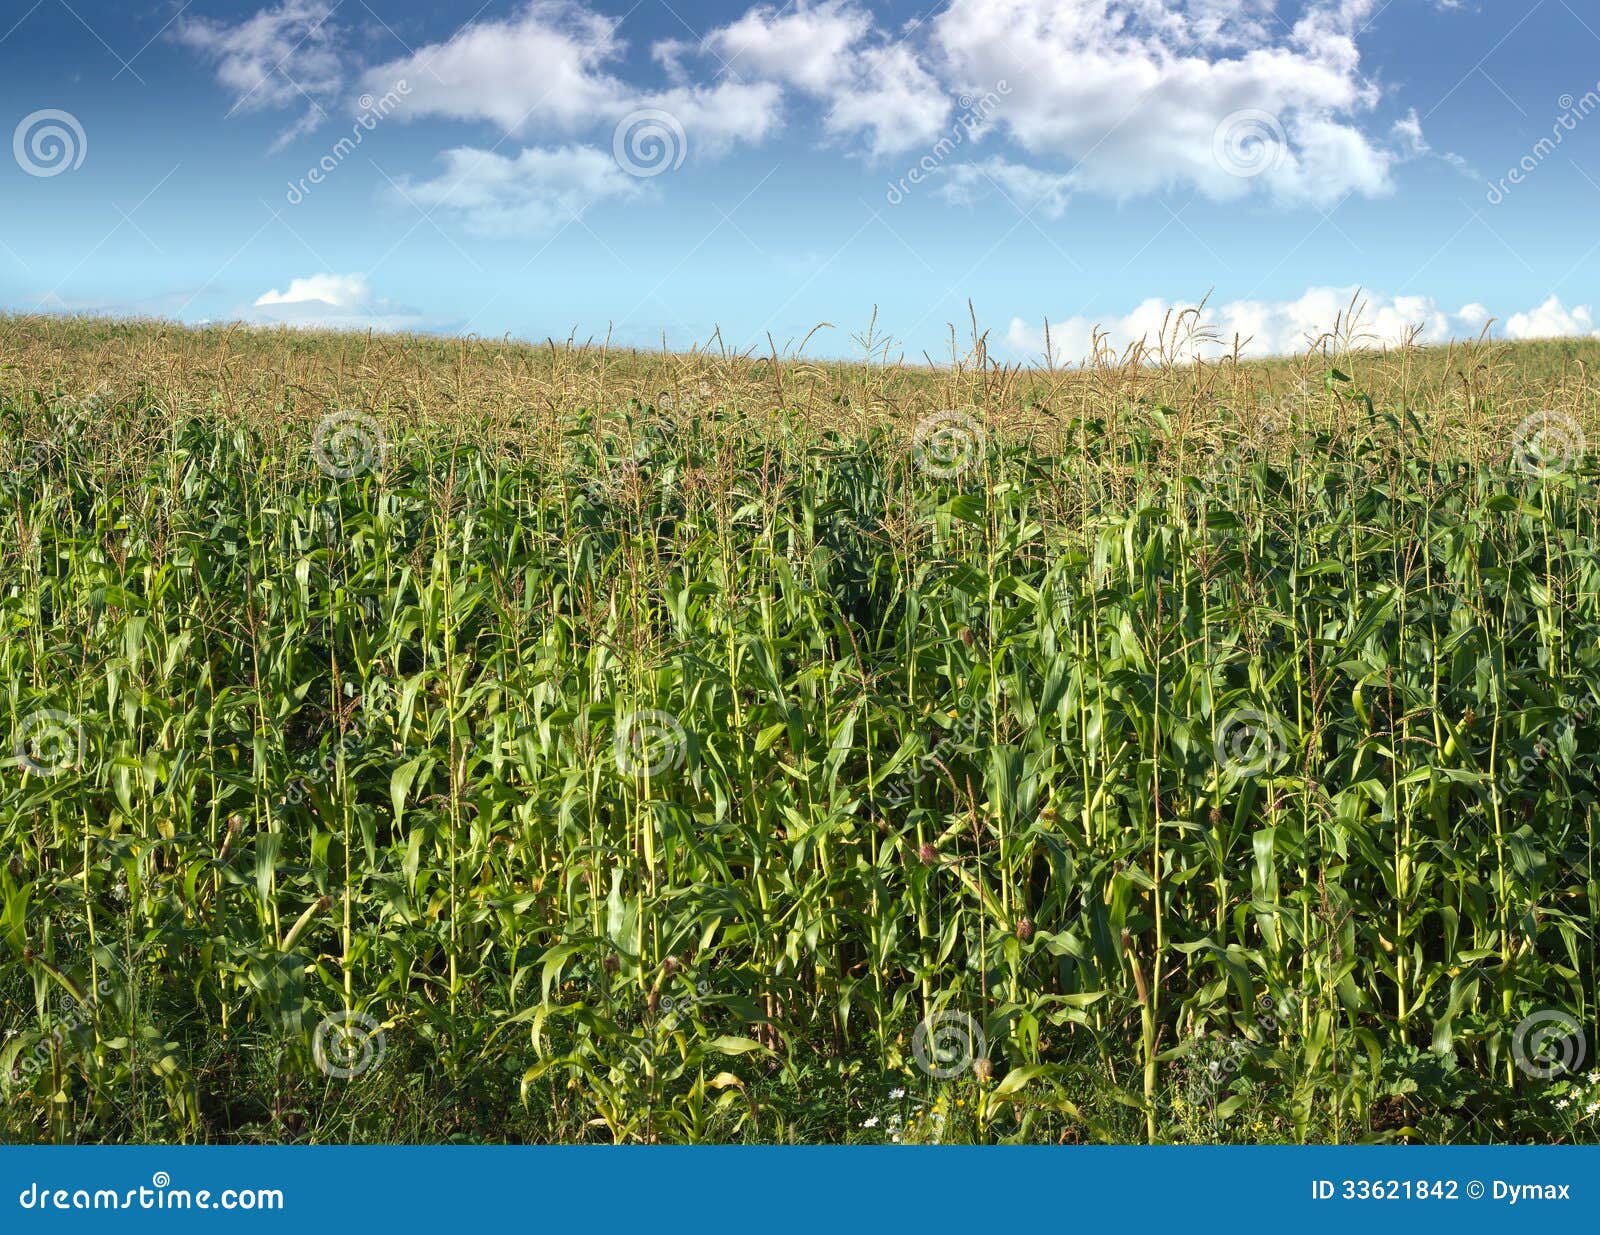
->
4 0 1599 362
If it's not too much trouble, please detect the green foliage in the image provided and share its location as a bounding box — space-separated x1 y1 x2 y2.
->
0 325 1596 1144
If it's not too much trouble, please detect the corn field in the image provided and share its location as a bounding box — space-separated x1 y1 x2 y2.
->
1 317 1597 1144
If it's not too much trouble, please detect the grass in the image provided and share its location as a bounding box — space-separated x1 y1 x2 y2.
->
1 312 1597 1145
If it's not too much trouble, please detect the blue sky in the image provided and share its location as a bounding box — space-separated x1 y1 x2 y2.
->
4 0 1599 361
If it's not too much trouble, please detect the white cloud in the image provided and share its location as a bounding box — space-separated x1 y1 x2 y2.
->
395 145 643 235
937 157 1074 218
246 273 445 331
363 1 781 154
1505 295 1600 340
1005 287 1576 364
1390 105 1472 175
177 0 1430 217
700 0 871 96
351 0 782 230
362 1 620 134
174 0 342 150
825 44 952 156
1391 108 1428 159
701 1 950 156
629 80 784 155
930 0 1407 207
253 273 371 309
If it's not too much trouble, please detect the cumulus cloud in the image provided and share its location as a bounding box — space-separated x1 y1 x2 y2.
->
362 1 781 154
699 0 950 156
1004 287 1573 364
364 1 619 133
823 43 952 156
174 0 343 150
246 273 446 332
698 1 869 93
178 0 1425 216
347 0 783 233
930 0 1408 207
395 145 643 235
253 273 370 309
1505 296 1600 340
